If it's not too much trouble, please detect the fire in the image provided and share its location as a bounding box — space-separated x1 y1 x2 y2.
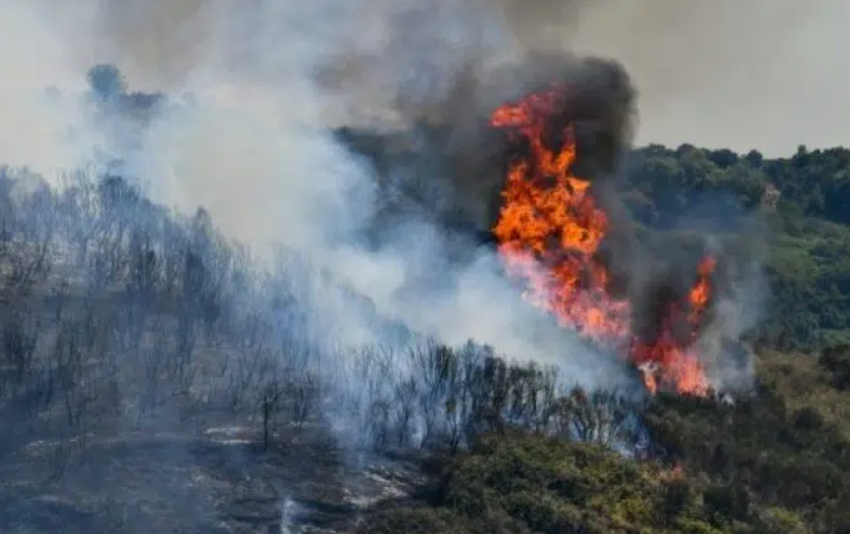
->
490 86 713 396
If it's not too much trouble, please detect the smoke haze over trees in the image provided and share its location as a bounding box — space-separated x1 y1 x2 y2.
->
0 64 846 532
0 2 849 533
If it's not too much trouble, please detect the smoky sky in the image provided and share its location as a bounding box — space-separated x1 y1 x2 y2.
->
0 0 791 392
5 0 844 157
563 0 848 155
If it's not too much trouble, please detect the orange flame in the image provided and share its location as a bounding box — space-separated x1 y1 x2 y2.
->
490 86 712 396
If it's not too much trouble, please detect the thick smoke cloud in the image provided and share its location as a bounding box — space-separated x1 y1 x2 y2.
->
76 0 850 155
5 1 847 166
0 0 769 396
0 0 638 388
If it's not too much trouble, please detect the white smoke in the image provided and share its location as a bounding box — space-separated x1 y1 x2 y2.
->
0 1 626 388
0 3 100 178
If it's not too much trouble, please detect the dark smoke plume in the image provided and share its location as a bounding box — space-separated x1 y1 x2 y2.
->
334 53 638 241
335 47 763 392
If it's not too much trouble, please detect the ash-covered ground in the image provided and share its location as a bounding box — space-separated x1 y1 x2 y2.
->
0 422 427 534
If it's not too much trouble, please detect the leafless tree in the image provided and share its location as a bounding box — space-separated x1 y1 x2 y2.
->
409 339 453 447
6 179 58 297
0 309 40 397
252 349 289 450
57 170 102 267
392 377 419 447
52 315 99 433
552 387 640 448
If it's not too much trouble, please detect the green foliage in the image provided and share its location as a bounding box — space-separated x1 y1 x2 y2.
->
624 144 850 351
359 428 823 534
359 363 848 534
364 432 671 534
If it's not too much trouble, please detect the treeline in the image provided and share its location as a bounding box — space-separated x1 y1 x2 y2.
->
624 143 850 225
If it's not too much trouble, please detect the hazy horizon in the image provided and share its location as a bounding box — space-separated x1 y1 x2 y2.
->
151 0 850 156
2 0 846 164
550 1 843 155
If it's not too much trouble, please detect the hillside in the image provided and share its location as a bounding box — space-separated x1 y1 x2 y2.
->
0 63 848 534
0 137 848 533
352 144 850 534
